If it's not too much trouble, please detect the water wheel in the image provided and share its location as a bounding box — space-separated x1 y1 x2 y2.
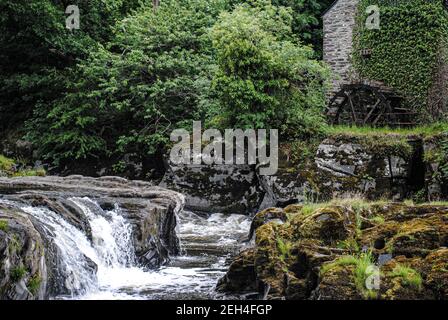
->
326 84 397 126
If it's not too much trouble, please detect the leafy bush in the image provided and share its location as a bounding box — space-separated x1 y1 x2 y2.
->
227 0 334 55
424 134 448 187
211 1 330 140
0 154 46 177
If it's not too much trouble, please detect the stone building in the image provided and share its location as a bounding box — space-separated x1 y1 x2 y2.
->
323 0 359 95
323 0 447 121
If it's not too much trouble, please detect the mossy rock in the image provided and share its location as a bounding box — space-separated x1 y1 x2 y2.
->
315 264 363 300
219 201 448 300
385 216 448 257
421 249 448 299
216 248 257 293
379 258 434 300
248 208 287 240
298 207 350 245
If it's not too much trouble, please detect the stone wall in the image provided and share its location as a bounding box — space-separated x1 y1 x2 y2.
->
323 0 360 94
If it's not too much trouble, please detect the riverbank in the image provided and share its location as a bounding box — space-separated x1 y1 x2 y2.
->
218 199 448 300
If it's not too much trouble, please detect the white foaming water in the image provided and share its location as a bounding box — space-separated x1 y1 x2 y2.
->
20 205 100 295
69 198 135 268
1 197 250 300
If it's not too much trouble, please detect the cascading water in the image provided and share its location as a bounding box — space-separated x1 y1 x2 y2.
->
1 197 251 300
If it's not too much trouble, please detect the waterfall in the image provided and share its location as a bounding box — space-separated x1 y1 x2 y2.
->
16 197 137 298
21 204 100 296
69 197 135 268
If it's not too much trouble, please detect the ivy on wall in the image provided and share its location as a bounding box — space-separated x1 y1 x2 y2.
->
352 0 448 120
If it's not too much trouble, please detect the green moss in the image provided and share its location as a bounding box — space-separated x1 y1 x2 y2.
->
13 168 46 177
277 238 292 262
10 266 27 282
370 215 385 225
0 219 8 232
389 265 423 290
0 154 15 173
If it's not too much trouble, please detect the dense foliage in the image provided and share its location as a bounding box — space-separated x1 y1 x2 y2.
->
211 1 330 139
9 0 328 168
0 0 150 134
228 0 334 55
26 0 226 166
353 0 448 120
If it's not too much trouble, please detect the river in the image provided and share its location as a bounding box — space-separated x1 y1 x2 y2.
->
5 197 251 300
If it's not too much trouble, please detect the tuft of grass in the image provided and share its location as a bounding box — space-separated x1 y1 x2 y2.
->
10 266 27 282
13 168 46 177
27 275 42 295
320 255 358 275
277 238 292 262
337 238 360 252
0 219 8 232
389 265 423 290
353 251 378 299
300 203 326 216
370 215 385 225
321 251 379 299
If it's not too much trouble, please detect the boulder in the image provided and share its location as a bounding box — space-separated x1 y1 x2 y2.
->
160 162 263 214
0 205 47 300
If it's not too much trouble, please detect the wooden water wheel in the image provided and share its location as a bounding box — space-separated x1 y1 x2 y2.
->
326 84 414 127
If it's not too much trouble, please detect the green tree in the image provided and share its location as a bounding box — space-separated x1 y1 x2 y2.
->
0 0 150 134
211 2 330 139
227 0 334 55
27 0 226 166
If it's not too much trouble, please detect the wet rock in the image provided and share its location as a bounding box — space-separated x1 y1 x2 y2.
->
216 248 257 293
160 162 263 214
0 205 47 300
